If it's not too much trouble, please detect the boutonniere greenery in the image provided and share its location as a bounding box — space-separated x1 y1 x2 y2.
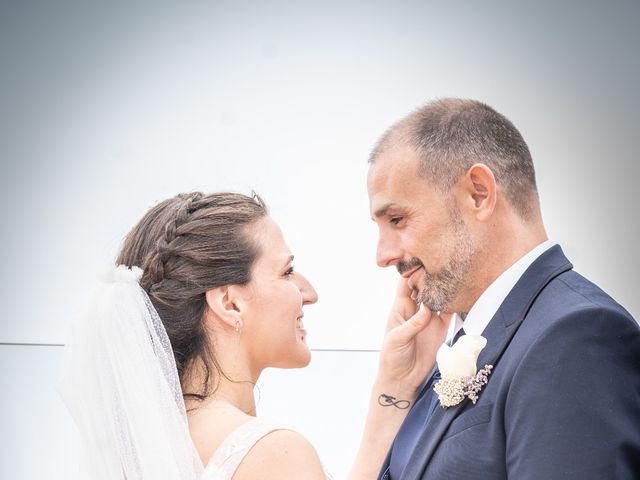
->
433 335 493 408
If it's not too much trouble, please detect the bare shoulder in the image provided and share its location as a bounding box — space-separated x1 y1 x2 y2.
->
233 429 327 480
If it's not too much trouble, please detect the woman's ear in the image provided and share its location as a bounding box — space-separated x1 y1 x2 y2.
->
204 286 243 332
460 163 497 221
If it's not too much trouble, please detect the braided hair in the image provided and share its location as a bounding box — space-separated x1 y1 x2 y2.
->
116 191 268 400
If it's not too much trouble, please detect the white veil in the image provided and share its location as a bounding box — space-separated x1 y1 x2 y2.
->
59 265 204 479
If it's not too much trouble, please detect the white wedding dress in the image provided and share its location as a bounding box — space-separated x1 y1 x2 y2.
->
201 418 333 480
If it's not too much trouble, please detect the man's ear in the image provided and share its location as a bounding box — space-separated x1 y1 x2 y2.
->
459 163 497 221
204 286 243 331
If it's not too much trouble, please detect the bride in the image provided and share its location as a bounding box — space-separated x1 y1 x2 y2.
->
60 191 449 479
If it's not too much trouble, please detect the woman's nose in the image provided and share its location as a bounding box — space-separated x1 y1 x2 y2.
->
299 274 318 305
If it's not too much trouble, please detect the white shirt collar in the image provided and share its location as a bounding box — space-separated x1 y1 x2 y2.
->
445 240 555 342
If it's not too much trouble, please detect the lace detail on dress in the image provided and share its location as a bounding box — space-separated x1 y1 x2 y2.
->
200 418 332 480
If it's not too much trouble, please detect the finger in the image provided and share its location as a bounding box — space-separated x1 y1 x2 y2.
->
395 276 413 298
392 277 418 318
391 304 433 344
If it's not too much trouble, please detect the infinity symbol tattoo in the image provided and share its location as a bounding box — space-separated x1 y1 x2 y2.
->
378 393 410 409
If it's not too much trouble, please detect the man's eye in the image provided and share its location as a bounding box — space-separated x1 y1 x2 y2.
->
390 216 403 225
284 266 295 277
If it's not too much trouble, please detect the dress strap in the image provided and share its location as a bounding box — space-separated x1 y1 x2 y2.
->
203 418 284 480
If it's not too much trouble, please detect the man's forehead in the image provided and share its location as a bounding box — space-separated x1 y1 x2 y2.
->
368 170 416 218
369 143 421 182
368 156 441 217
368 144 421 187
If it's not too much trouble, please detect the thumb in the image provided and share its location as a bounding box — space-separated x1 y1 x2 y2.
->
392 304 433 345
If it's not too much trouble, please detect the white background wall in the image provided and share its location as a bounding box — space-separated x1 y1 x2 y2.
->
1 1 639 478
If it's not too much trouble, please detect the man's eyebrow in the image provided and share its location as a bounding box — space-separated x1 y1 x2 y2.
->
373 203 400 219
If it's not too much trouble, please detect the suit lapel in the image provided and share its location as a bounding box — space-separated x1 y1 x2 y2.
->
400 245 573 480
399 311 508 480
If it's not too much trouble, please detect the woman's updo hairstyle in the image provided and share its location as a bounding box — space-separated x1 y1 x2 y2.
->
116 191 268 399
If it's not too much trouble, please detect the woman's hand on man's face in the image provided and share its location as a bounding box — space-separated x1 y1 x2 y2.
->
378 278 451 394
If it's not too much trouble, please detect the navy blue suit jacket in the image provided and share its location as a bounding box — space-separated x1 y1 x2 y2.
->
378 245 640 479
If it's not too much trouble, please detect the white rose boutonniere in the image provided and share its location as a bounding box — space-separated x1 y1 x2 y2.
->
433 335 493 408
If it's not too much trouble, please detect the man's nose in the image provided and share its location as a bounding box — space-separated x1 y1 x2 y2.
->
376 237 402 268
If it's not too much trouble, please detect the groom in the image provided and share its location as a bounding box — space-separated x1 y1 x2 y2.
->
367 98 640 479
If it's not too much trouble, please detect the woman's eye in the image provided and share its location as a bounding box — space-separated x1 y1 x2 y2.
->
284 266 295 277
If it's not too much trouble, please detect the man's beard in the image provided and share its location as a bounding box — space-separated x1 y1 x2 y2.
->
399 208 475 312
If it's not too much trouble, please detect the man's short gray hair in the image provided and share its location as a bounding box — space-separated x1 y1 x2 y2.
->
370 98 538 219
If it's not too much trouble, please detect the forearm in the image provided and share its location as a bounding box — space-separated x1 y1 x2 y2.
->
347 376 418 480
346 280 446 478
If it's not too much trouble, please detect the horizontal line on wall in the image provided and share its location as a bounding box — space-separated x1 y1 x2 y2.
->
0 342 380 353
311 348 380 353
